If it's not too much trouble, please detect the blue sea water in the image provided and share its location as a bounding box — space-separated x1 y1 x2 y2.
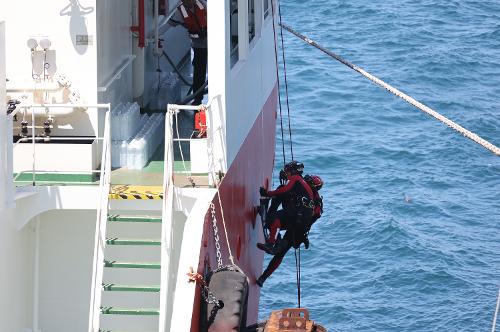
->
258 1 500 331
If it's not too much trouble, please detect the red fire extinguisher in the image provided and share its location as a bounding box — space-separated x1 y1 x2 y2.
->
194 107 207 138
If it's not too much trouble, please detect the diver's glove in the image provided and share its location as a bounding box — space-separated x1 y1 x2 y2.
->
303 233 310 249
259 187 269 197
279 169 288 181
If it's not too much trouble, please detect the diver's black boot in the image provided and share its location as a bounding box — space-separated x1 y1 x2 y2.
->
303 236 310 249
257 242 276 255
256 275 267 287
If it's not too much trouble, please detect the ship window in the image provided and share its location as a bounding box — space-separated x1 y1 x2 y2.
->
249 0 255 43
230 0 239 67
264 0 270 19
254 0 262 38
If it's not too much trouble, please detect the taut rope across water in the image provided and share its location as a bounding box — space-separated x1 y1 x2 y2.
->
280 23 500 157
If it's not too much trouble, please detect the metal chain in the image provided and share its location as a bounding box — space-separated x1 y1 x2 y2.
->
202 284 222 307
187 269 223 308
210 203 223 269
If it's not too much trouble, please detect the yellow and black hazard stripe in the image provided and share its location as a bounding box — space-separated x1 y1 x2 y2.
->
110 192 164 200
109 185 164 200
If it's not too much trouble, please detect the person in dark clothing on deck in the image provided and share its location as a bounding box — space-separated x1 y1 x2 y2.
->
169 0 207 105
256 161 315 287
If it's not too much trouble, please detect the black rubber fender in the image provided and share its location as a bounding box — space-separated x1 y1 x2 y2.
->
206 269 249 332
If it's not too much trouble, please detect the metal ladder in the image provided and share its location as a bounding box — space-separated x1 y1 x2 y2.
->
98 213 163 331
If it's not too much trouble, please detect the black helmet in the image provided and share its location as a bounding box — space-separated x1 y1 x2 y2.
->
304 174 323 190
284 160 304 175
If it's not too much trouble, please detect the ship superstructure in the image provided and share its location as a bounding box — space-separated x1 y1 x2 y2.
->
0 0 278 331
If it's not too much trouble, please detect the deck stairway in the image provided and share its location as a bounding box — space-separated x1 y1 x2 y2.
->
97 214 162 332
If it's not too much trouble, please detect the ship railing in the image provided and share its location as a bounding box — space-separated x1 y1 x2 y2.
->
10 103 111 186
88 109 112 332
158 101 221 331
10 103 113 331
159 103 205 331
166 99 226 187
0 111 14 209
159 105 175 332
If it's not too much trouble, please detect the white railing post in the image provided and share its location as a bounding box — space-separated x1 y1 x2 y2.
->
87 109 111 332
0 114 14 211
159 106 175 332
0 21 14 211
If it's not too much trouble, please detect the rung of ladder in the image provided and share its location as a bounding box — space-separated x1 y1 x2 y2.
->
104 260 161 269
107 215 162 223
102 284 160 292
98 330 153 332
100 306 159 315
105 238 161 246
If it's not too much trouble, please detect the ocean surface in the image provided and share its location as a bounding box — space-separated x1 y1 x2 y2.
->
258 1 500 331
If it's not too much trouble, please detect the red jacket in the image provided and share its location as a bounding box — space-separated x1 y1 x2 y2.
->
312 190 323 221
178 0 207 39
267 175 314 201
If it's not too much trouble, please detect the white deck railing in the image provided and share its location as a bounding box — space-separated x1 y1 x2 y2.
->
87 110 111 332
159 103 214 331
159 105 175 332
0 113 14 210
11 103 111 186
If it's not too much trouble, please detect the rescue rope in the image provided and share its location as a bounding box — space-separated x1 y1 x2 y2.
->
493 287 500 332
271 0 287 166
277 1 294 160
280 23 500 157
273 1 301 308
294 245 301 308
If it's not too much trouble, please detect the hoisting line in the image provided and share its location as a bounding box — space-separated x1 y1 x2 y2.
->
277 1 294 160
280 23 500 157
271 0 287 166
294 243 301 308
273 0 301 308
492 287 500 332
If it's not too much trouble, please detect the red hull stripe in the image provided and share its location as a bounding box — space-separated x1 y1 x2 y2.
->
190 85 278 331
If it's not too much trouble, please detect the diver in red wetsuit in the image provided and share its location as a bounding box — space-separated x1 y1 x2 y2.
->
302 174 324 249
256 161 315 287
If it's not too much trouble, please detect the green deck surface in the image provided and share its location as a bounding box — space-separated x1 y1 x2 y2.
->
105 238 161 246
100 307 159 315
13 172 97 184
107 215 162 223
13 120 211 187
104 260 161 269
102 284 160 292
